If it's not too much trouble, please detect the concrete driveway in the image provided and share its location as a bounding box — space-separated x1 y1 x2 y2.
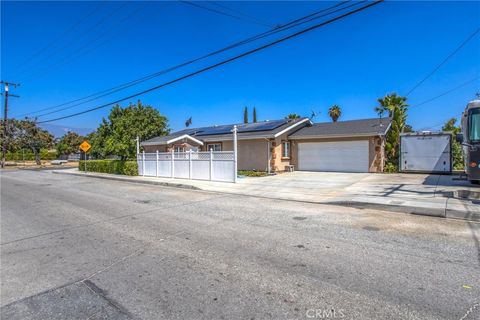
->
235 171 372 201
163 171 477 203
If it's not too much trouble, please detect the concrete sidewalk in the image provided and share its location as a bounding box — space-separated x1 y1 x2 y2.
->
53 169 480 222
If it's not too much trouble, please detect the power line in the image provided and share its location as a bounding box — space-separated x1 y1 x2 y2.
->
18 1 356 118
38 1 383 124
406 27 480 96
180 0 273 28
418 118 459 131
14 2 105 70
18 1 151 83
16 1 130 79
210 1 276 28
411 76 479 108
413 77 479 131
32 2 361 119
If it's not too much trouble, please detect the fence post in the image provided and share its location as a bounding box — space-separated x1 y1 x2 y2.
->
171 149 175 178
136 136 140 155
189 149 192 179
142 151 145 176
156 150 159 177
209 149 213 181
233 125 238 183
84 151 87 174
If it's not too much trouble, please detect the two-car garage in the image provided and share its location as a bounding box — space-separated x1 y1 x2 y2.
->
288 117 391 173
297 140 370 173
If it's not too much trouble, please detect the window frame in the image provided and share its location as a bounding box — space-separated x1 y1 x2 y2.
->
468 108 480 143
207 143 222 152
174 146 186 153
281 141 291 159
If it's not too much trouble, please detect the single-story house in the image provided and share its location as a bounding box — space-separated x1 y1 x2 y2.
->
141 117 392 173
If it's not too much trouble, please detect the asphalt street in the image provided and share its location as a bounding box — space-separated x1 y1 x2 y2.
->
1 169 479 320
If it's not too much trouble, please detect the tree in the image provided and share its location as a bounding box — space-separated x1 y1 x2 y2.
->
442 117 464 170
243 106 248 124
253 107 257 123
404 124 413 133
9 119 54 164
89 101 169 160
375 93 409 170
286 113 301 119
55 131 85 157
328 105 341 122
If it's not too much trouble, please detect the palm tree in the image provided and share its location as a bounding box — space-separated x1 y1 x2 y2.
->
374 93 409 166
375 93 408 120
286 113 301 120
374 106 385 118
328 105 341 122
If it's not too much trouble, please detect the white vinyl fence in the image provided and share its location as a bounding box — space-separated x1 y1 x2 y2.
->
137 150 236 182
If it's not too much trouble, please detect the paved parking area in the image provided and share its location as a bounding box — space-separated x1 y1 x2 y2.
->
238 171 478 199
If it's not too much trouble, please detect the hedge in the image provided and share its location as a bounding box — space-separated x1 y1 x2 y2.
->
78 160 138 176
6 149 56 161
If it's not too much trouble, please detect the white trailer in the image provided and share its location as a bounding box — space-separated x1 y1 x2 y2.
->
400 132 452 173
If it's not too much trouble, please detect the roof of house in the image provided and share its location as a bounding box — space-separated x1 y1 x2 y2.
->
289 117 392 139
141 118 310 145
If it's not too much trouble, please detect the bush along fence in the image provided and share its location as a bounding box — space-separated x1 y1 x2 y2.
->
78 160 138 176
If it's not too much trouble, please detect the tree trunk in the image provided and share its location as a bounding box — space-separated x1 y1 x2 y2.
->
31 147 41 165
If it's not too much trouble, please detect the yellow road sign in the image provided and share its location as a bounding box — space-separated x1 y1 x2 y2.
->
79 140 91 153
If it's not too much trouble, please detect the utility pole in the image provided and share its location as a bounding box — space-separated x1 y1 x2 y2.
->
1 81 20 168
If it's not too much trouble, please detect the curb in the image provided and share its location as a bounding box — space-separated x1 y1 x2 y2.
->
52 170 479 223
325 200 446 218
445 208 480 222
52 170 201 190
326 200 480 222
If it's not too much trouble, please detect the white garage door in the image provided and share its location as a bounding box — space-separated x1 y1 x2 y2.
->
298 140 369 172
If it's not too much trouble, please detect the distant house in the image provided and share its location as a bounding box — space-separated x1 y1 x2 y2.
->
141 117 391 173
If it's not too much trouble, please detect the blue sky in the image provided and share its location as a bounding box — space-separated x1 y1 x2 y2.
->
1 1 479 135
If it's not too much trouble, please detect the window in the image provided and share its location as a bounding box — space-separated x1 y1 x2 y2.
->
468 108 480 142
174 146 185 153
282 141 290 158
207 143 222 151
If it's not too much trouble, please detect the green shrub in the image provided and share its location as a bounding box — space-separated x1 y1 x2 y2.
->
383 162 398 173
238 170 268 177
40 149 57 160
78 160 138 176
5 149 56 161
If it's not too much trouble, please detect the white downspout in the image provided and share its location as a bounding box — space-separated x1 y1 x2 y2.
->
264 138 271 174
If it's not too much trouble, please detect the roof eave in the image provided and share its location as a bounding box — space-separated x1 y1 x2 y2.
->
167 134 204 146
141 140 168 146
289 132 386 140
274 118 311 138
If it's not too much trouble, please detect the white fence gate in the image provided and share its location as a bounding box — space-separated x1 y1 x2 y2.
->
137 150 236 182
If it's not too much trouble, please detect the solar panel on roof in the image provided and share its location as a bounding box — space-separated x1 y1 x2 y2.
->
196 119 288 136
196 125 234 136
237 119 287 132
